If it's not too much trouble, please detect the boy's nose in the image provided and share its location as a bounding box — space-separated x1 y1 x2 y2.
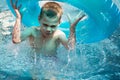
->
46 27 51 32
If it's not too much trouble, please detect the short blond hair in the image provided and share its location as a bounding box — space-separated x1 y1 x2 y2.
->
39 2 63 20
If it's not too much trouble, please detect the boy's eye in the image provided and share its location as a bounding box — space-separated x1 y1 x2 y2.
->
43 23 48 26
50 25 56 28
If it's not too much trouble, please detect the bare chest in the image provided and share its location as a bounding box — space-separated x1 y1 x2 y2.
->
29 36 59 55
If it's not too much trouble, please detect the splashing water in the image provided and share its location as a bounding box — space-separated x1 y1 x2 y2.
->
0 0 120 80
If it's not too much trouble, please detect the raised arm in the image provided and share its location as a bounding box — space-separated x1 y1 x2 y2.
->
11 0 22 43
11 0 33 43
68 12 86 50
58 12 86 50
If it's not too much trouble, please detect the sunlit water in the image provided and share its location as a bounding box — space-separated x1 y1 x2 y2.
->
0 0 120 80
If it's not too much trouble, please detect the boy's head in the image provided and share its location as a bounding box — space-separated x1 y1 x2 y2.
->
39 2 63 37
39 2 63 21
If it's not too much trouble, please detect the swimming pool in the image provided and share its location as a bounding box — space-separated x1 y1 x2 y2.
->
0 0 120 80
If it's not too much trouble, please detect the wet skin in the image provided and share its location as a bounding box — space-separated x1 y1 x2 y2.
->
11 0 86 56
21 14 68 56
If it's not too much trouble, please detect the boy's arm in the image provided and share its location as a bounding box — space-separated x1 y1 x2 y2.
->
12 19 33 43
12 15 21 43
20 27 34 41
11 0 22 43
68 13 86 50
11 0 32 43
58 31 69 49
58 13 86 50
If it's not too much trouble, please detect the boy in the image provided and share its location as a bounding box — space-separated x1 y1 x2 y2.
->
11 0 85 56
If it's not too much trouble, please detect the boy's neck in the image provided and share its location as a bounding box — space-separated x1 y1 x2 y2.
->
40 29 53 39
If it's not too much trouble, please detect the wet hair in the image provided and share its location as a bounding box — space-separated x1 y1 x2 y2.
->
39 2 63 21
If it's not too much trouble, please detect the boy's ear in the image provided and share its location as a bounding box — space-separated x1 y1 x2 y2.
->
59 20 61 24
39 9 43 21
58 16 62 23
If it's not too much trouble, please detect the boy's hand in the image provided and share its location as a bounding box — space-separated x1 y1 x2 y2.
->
10 0 22 19
67 11 86 30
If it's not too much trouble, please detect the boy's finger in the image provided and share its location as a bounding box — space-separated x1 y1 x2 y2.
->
10 0 14 8
75 11 82 19
15 0 18 7
14 0 19 9
18 4 22 10
75 11 85 20
66 13 72 24
76 14 86 22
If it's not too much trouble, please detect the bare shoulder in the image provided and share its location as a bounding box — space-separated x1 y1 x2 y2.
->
24 26 36 32
53 30 67 41
31 27 41 37
54 30 68 49
22 26 40 37
30 26 40 32
54 29 66 36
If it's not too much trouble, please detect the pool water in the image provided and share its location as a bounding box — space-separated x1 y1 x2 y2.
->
0 0 120 80
0 27 120 80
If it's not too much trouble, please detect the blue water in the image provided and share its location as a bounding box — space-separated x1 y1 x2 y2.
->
0 0 120 80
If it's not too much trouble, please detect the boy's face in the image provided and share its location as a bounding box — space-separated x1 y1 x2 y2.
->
40 14 60 37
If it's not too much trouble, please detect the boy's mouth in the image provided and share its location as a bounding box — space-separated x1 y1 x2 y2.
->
46 33 50 35
45 31 52 35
